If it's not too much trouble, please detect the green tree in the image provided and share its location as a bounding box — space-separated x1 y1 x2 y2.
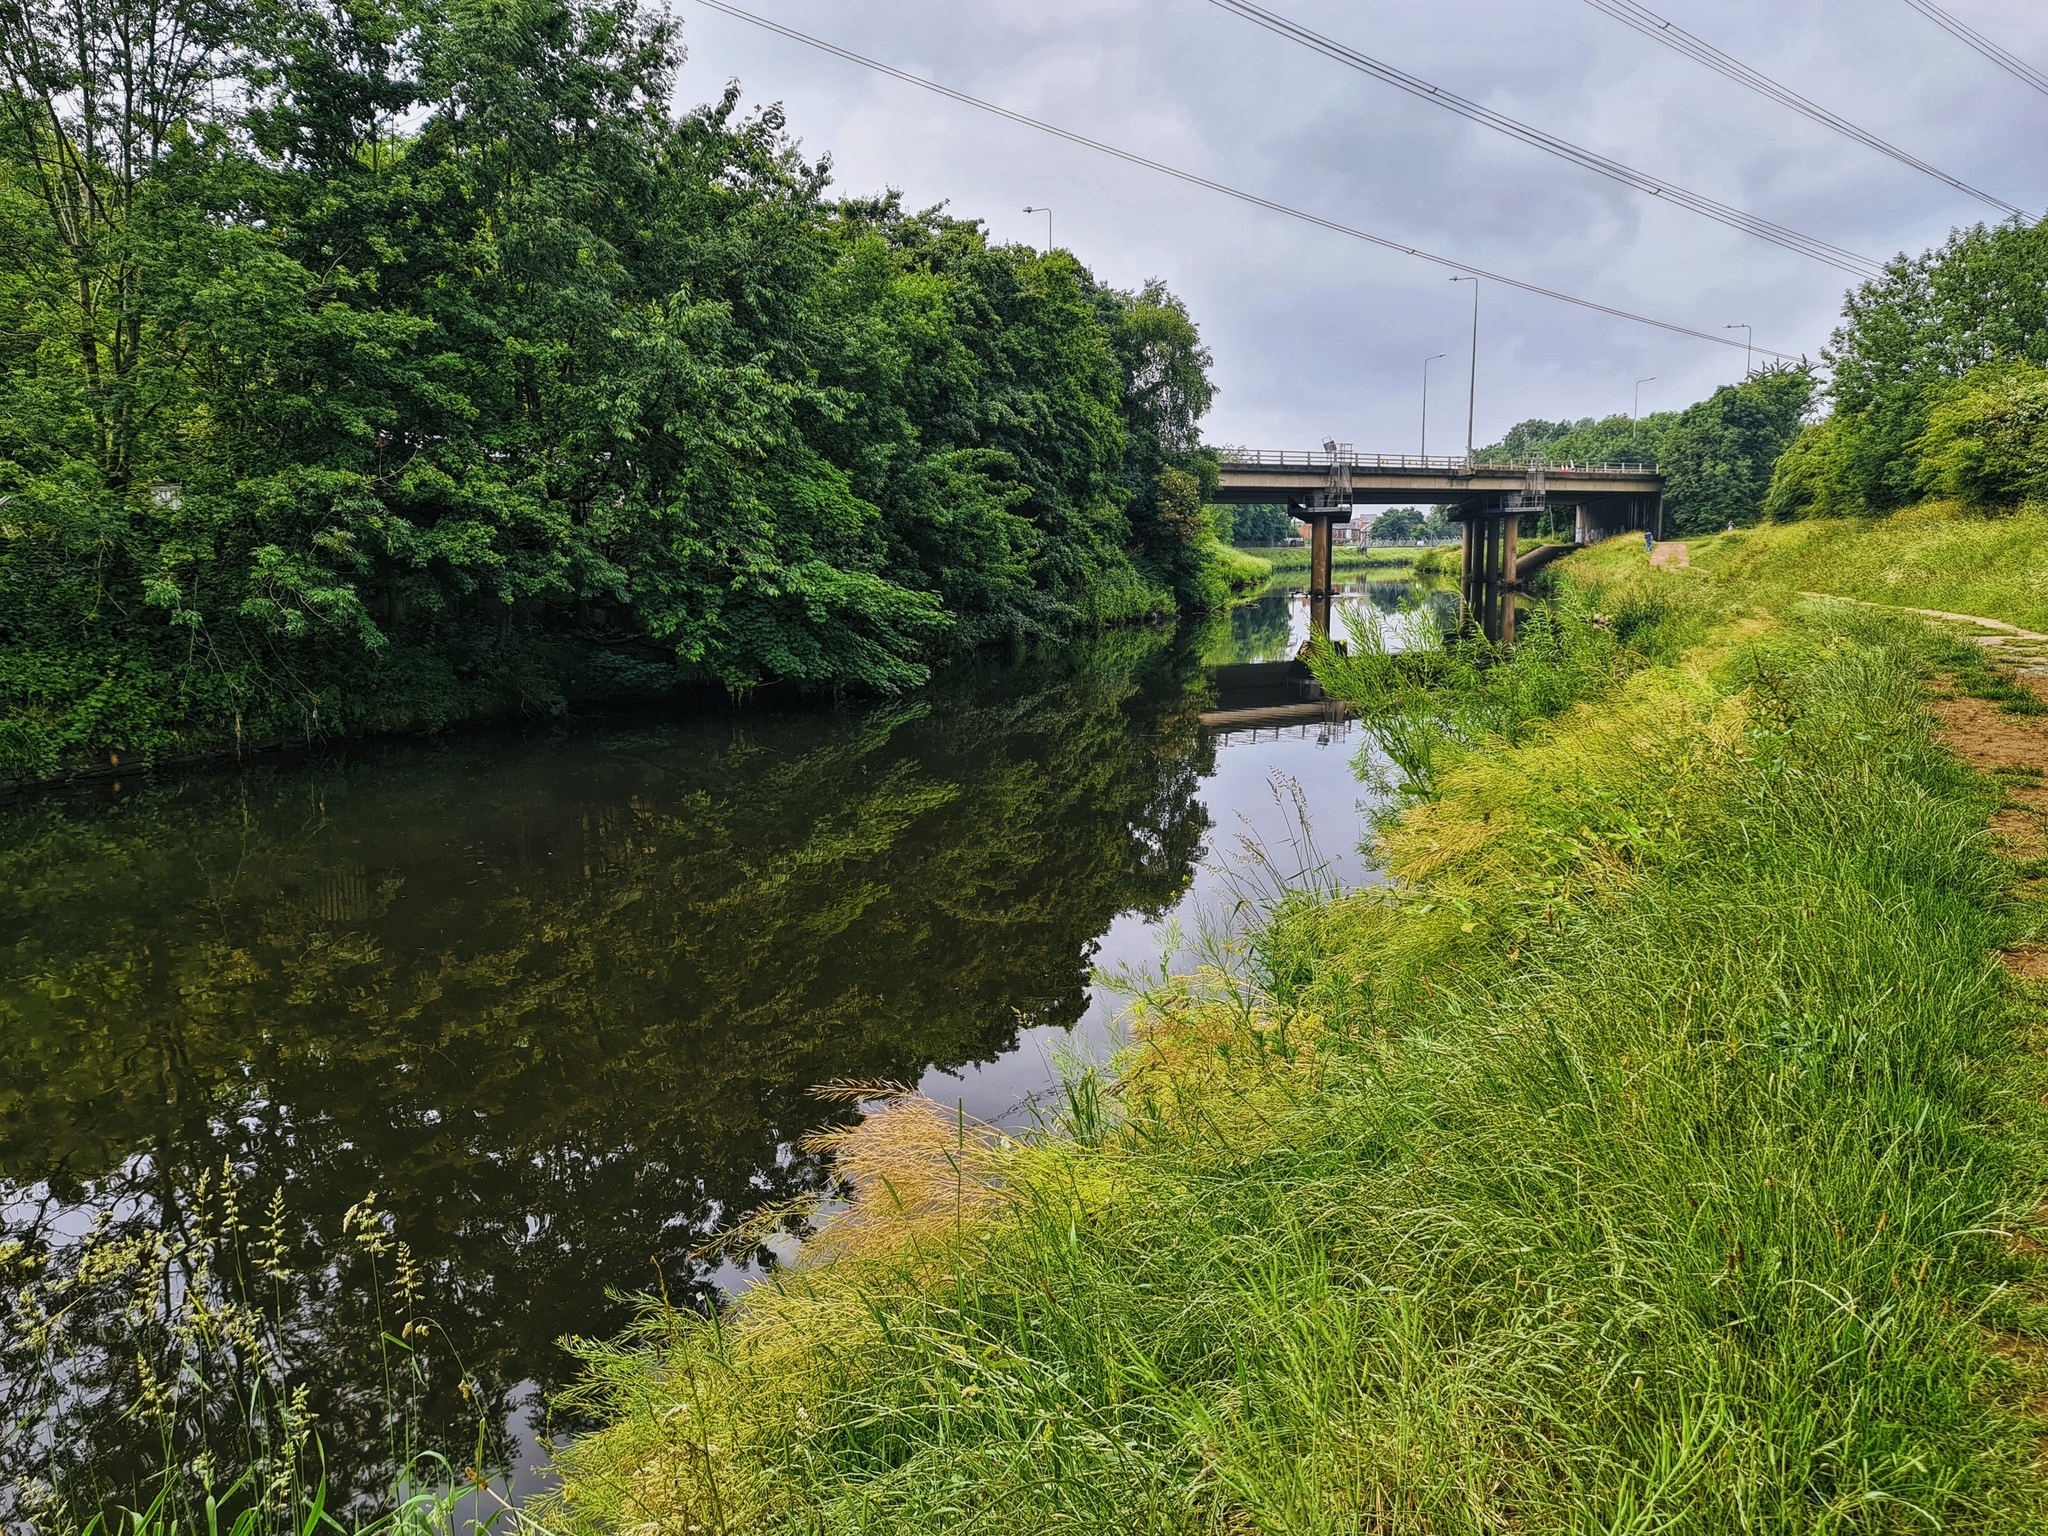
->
1914 360 2048 509
1761 414 1862 522
1808 216 2048 513
0 0 1225 781
1229 505 1295 546
1660 367 1816 532
1476 413 1676 467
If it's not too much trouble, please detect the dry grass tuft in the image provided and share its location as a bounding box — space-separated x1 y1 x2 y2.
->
799 1090 1019 1265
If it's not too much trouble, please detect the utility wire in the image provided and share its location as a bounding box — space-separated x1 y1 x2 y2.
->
687 0 1802 361
1208 0 1882 278
1586 0 2022 216
1899 0 2048 99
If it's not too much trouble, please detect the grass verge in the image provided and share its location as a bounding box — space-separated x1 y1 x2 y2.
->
1205 540 1274 595
542 566 2048 1533
1251 545 1439 575
1666 500 2048 634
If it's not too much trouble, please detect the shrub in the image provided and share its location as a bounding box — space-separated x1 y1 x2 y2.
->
1916 361 2048 510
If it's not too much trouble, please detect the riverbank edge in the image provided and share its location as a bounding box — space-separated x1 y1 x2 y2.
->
1245 544 1435 574
541 558 2048 1529
0 546 1273 802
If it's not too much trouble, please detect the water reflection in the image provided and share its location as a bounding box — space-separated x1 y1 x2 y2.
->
0 631 1215 1516
1202 571 1459 665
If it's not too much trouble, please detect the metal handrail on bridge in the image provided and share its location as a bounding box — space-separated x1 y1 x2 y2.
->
1214 448 1658 475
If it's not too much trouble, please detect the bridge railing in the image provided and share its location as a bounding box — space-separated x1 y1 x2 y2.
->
1213 449 1658 476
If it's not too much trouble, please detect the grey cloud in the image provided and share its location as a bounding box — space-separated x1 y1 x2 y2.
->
678 0 2047 451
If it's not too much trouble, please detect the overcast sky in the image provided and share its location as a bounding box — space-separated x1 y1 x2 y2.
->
669 0 2047 454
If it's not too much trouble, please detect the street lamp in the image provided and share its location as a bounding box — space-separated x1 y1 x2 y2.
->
1421 353 1446 459
1022 206 1053 253
1724 323 1754 378
1449 276 1479 463
1633 377 1656 452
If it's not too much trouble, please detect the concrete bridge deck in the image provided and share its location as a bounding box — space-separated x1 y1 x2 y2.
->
1212 449 1664 510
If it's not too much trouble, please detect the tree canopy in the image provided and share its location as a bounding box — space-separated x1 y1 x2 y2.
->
1475 413 1676 467
1768 217 2048 520
0 0 1221 782
1227 505 1296 547
1473 369 1813 534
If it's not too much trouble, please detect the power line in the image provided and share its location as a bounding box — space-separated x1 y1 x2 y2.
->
1899 0 2048 99
1208 0 1883 279
686 0 1805 363
1586 0 2022 217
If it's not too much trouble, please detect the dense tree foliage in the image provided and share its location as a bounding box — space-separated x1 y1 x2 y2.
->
1476 412 1677 467
1768 218 2048 519
0 0 1222 782
1476 370 1812 535
1657 368 1815 534
1227 504 1296 546
1366 506 1450 542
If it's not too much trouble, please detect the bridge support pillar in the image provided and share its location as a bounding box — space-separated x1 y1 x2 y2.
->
1459 506 1521 645
1308 513 1334 640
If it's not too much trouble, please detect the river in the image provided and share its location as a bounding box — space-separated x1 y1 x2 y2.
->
0 572 1443 1516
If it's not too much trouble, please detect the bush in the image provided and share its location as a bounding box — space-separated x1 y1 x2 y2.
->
1763 414 1862 521
1916 361 2048 509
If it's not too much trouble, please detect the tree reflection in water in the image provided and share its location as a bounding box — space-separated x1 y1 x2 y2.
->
0 628 1213 1514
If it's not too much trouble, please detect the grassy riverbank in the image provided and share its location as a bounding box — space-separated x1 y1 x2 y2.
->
543 559 2048 1529
1680 500 2048 632
1208 541 1275 593
1249 544 1444 575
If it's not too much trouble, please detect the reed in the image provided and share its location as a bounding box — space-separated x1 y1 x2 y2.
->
4 1169 508 1536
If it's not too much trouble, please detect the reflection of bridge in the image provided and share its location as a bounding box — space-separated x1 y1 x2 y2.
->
1198 660 1351 737
1212 448 1669 643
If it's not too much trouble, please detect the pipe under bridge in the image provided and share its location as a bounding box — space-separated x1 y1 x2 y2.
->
1212 447 1667 644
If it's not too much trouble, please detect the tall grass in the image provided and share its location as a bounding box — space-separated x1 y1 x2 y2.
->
1255 546 1426 575
1309 576 1711 803
1204 541 1274 596
541 589 2048 1531
4 1169 508 1536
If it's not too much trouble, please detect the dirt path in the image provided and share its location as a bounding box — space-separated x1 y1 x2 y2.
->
1802 591 2048 673
1922 655 2048 977
1832 598 2048 1447
1799 596 2048 948
1796 593 2048 972
1649 541 1689 568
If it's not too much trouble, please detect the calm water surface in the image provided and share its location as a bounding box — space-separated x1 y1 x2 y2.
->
1 578 1436 1509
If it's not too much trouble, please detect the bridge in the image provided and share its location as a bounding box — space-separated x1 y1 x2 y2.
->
1212 447 1669 643
1213 449 1664 519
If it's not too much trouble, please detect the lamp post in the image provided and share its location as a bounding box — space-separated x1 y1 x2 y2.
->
1449 277 1478 463
1421 353 1446 459
1022 206 1052 253
1724 323 1753 378
1633 377 1656 453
